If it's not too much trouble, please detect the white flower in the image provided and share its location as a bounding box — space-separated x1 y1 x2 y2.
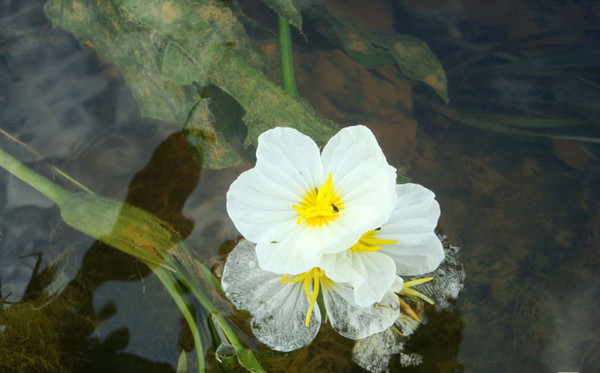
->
320 183 445 307
226 125 397 275
221 239 401 352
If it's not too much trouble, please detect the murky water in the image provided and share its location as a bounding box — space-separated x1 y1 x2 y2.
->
1 0 599 372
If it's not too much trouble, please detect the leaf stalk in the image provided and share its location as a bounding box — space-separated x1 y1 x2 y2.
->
278 15 298 97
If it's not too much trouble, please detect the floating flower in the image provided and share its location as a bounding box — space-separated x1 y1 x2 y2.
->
320 183 445 307
223 125 449 355
226 125 397 275
221 239 401 352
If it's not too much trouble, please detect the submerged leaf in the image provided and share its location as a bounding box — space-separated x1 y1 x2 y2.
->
60 193 181 268
43 0 243 168
553 76 600 123
176 350 188 373
428 100 600 144
212 52 338 146
307 3 448 102
118 0 337 146
237 348 268 373
183 99 242 169
261 0 302 30
45 0 337 161
466 46 600 75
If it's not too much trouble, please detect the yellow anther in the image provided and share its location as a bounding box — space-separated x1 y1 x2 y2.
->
280 267 327 326
350 230 397 252
399 277 435 305
293 174 343 227
399 298 422 322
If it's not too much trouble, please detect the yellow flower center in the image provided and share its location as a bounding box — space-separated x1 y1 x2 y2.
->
280 267 331 327
350 230 397 252
293 174 343 227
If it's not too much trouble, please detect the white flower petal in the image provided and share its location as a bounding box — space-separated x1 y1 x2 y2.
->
321 125 387 175
227 169 298 242
256 127 324 194
391 276 404 292
226 127 323 243
323 282 399 340
221 240 321 351
321 125 397 231
374 183 444 275
256 223 360 274
380 234 444 276
321 250 397 307
377 183 440 246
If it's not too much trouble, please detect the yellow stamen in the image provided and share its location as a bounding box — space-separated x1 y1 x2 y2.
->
293 174 343 227
399 277 435 305
280 267 328 326
399 298 422 322
350 230 397 252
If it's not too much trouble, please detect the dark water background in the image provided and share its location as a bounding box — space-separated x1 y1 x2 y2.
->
1 0 599 372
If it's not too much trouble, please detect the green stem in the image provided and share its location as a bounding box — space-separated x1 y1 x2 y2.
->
278 15 298 97
154 267 205 373
166 256 265 372
168 258 243 350
0 146 70 206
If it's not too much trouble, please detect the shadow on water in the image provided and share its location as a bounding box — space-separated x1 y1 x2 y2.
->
0 131 203 373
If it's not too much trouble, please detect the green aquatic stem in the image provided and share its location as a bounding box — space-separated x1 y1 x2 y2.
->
278 15 298 97
166 256 266 373
0 128 95 194
0 146 70 206
154 267 205 373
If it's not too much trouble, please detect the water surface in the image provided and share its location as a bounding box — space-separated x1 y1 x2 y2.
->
1 0 599 372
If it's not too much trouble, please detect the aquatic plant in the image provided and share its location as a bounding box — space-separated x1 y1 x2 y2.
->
42 0 448 169
0 0 462 371
408 11 600 144
0 145 264 373
221 124 452 367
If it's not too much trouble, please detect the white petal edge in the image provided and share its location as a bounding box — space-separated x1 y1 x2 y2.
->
376 183 444 275
377 183 440 246
221 239 321 351
255 219 364 275
380 234 444 276
323 282 399 340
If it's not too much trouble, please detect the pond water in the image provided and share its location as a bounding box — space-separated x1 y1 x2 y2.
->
1 0 599 372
